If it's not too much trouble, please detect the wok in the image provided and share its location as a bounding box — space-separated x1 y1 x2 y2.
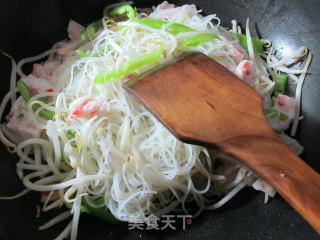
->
0 0 319 239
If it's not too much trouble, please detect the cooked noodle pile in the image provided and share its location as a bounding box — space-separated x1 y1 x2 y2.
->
0 2 311 239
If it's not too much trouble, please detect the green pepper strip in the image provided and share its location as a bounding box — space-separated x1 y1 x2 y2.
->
263 107 288 121
274 73 288 97
107 5 194 35
165 22 195 35
17 80 30 102
65 201 89 213
133 18 195 35
108 4 136 20
236 34 265 53
177 33 220 50
17 80 55 120
65 198 119 224
32 97 55 120
94 45 164 83
81 19 104 41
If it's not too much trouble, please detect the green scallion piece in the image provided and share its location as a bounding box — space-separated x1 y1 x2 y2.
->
177 33 220 50
94 45 164 83
274 73 288 97
65 202 89 214
81 19 103 40
237 34 265 53
75 49 86 57
17 80 30 103
17 81 54 120
108 4 136 20
263 108 288 121
133 18 195 35
165 22 195 35
32 97 55 120
65 198 119 224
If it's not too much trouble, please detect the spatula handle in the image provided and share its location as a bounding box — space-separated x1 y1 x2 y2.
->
217 135 320 233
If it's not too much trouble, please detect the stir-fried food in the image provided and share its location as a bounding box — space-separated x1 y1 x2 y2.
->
0 2 311 240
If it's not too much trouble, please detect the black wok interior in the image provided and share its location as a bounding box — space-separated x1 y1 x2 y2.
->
0 0 319 239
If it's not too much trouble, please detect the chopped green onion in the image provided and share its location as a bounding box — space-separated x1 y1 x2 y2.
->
237 34 265 53
133 18 195 35
94 45 164 83
75 49 86 57
17 80 30 102
108 4 136 20
81 19 103 40
177 33 220 50
274 73 288 97
263 108 288 121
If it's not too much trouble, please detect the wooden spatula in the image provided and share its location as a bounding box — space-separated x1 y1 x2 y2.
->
124 52 320 233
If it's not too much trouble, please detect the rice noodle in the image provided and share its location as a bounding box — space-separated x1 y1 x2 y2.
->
16 47 57 78
0 2 311 239
39 211 72 230
0 49 17 105
291 53 312 136
0 188 30 200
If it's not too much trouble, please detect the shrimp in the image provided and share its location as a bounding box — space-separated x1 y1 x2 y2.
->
7 116 40 140
266 94 296 132
231 47 247 63
32 63 48 79
56 19 85 56
21 58 61 93
279 133 303 155
154 1 175 10
219 45 248 74
67 19 84 40
251 178 276 202
273 94 296 121
69 96 112 119
56 39 83 56
150 1 197 20
32 59 60 79
7 96 23 121
7 97 40 140
21 75 54 93
235 60 258 86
